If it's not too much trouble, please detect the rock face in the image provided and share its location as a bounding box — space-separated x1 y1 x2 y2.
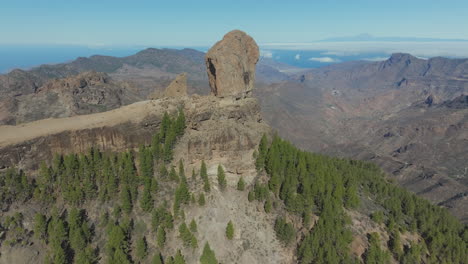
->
205 30 259 98
0 71 142 125
164 72 187 97
150 73 188 99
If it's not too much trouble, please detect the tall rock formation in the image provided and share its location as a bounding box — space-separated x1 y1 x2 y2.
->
205 30 259 98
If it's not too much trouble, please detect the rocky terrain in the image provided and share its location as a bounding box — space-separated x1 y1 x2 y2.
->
0 39 466 223
0 30 466 264
255 54 468 221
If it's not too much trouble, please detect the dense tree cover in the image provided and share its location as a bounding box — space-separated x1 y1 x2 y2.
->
364 233 390 264
0 168 32 208
273 217 295 245
0 110 187 263
256 134 467 263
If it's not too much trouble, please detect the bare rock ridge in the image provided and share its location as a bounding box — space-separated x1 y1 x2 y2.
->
164 72 187 97
205 30 260 98
149 73 188 99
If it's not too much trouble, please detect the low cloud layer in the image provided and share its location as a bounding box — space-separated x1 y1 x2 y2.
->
262 41 468 58
309 57 341 63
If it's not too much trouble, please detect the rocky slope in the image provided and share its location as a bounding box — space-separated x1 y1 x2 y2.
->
255 54 468 222
0 38 467 223
0 71 142 125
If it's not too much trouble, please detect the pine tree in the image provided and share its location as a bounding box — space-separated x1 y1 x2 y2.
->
389 230 403 260
189 219 197 233
178 159 186 183
200 242 218 264
113 247 131 264
237 177 246 191
174 249 186 264
191 168 197 182
74 246 96 264
200 161 210 192
34 213 47 240
135 236 148 261
255 134 268 171
264 199 272 213
179 223 193 246
248 191 254 202
120 185 133 214
157 227 166 248
198 193 206 206
217 165 227 191
151 252 163 264
226 221 234 240
140 185 153 212
175 108 186 136
170 166 179 182
365 233 390 264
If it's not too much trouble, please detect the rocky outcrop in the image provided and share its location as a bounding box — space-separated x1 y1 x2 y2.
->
205 30 259 98
37 71 109 92
0 96 269 172
150 73 188 99
164 72 187 97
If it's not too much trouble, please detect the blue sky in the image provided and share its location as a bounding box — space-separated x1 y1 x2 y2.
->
2 0 468 46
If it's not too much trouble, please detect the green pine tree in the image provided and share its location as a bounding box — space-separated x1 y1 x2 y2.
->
200 242 218 264
217 165 227 191
34 213 47 240
226 221 234 240
198 193 206 206
237 177 246 191
189 219 197 233
120 185 133 214
135 236 148 261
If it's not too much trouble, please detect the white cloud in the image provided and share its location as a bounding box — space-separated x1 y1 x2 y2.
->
309 57 341 63
261 41 468 58
362 57 388 61
260 50 273 58
321 51 359 56
295 54 301 60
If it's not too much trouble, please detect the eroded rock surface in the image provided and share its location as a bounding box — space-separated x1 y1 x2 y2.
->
205 30 259 98
149 73 188 99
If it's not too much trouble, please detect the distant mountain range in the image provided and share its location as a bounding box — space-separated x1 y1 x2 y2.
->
0 48 466 222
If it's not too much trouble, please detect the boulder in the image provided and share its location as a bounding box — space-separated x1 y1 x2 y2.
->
205 30 259 98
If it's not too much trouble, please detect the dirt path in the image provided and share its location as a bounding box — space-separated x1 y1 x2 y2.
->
0 100 158 148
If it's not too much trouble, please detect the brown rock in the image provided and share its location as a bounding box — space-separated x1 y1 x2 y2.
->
205 30 259 98
150 73 188 99
164 72 187 97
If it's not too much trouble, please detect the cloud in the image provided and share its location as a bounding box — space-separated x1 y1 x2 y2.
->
261 41 468 58
260 50 273 58
309 57 341 63
362 57 388 61
295 54 300 60
321 51 359 56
